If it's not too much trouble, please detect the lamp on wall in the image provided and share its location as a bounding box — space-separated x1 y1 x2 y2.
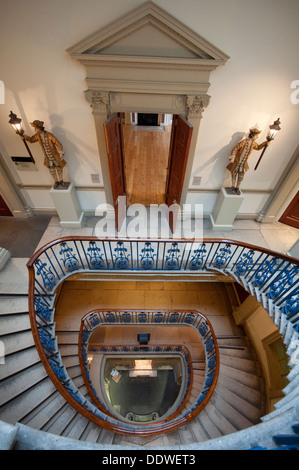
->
254 118 281 171
8 111 35 163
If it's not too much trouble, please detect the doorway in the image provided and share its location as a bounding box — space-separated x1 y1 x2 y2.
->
104 112 193 232
278 190 299 229
122 112 172 205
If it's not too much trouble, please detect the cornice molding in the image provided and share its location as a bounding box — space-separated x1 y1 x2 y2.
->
67 1 229 65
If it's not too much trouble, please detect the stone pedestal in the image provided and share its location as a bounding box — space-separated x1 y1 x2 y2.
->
210 187 245 231
50 182 84 228
287 239 299 258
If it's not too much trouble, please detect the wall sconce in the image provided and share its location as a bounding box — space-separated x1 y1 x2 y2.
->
8 111 35 163
254 118 281 170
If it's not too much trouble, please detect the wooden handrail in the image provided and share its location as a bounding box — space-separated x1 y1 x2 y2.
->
76 308 219 435
79 341 194 424
26 236 298 436
26 236 299 268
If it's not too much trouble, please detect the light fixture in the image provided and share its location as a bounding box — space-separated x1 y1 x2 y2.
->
254 118 281 171
87 354 93 366
8 111 23 134
8 111 35 163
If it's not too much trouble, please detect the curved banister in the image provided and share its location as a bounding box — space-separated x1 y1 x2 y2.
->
78 309 219 430
27 236 299 268
80 342 194 423
27 236 299 436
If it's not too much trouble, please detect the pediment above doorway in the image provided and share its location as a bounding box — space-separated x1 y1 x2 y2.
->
67 1 229 70
66 2 229 213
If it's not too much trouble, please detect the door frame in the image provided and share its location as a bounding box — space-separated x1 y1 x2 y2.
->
105 111 194 209
104 111 194 233
87 91 209 211
278 190 299 229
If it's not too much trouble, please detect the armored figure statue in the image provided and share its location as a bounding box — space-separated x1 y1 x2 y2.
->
226 128 269 194
22 120 69 189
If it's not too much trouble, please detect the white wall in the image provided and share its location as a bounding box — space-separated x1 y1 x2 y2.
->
0 0 298 215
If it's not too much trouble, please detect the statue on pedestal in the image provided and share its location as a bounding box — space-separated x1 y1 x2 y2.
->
21 120 69 189
226 128 269 195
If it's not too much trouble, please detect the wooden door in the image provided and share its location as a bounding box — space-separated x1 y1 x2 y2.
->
279 191 299 229
0 194 13 216
103 113 126 231
166 115 193 232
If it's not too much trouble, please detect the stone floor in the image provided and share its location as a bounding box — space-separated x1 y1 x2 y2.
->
36 213 299 256
0 215 51 258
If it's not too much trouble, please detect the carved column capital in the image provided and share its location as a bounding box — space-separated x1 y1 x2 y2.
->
186 95 210 119
84 90 110 115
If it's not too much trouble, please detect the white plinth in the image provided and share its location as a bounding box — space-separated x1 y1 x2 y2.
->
210 187 245 231
287 239 299 258
50 182 84 228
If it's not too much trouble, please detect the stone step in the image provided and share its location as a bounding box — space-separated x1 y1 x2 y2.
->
22 391 68 430
217 374 262 408
0 296 28 315
215 383 261 423
192 361 205 370
0 377 56 424
218 346 252 360
186 417 209 443
220 354 257 374
59 344 79 357
0 363 48 407
61 412 91 440
217 336 246 347
195 408 223 439
0 347 40 381
80 421 103 443
210 390 254 430
219 363 261 390
0 313 31 336
61 355 80 369
204 400 237 436
56 331 79 344
42 403 82 436
2 330 35 356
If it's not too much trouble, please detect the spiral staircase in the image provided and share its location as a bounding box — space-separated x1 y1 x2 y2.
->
0 237 299 450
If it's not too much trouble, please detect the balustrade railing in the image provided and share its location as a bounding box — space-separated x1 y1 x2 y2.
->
81 342 193 422
27 236 299 436
79 309 218 428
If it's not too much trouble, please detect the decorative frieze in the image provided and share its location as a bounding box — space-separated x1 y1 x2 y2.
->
186 95 210 119
84 90 110 115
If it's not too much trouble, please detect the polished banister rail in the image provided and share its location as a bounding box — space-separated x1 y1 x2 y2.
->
27 236 299 436
80 341 194 422
78 309 218 430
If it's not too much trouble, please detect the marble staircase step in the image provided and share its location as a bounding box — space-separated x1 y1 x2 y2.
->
0 363 48 407
0 296 29 315
219 354 258 374
217 374 262 407
219 363 261 390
